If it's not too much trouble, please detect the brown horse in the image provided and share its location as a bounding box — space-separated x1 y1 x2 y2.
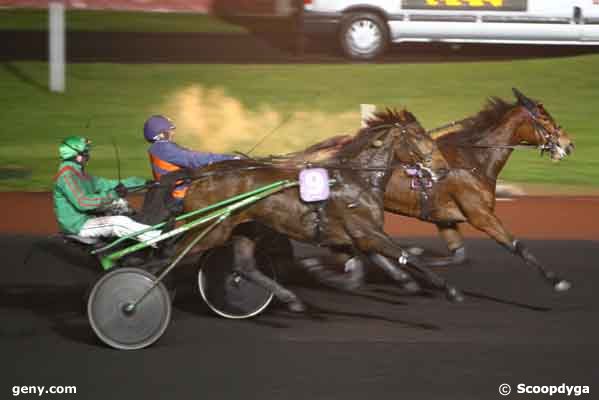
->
384 88 574 292
176 109 461 312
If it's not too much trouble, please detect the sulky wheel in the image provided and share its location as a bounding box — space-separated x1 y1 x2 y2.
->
87 267 172 350
198 245 275 319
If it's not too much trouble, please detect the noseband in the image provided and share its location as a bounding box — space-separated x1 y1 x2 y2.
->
525 108 567 158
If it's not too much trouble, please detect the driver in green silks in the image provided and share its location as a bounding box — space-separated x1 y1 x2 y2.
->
53 135 161 242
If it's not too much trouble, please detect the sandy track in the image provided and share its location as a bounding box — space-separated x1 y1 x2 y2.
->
1 192 597 240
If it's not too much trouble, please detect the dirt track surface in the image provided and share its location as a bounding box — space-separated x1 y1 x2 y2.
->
1 235 598 399
2 192 598 240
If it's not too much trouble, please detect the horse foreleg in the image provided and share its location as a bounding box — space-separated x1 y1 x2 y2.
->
349 225 464 302
233 236 306 312
438 223 467 263
467 211 571 292
415 222 467 268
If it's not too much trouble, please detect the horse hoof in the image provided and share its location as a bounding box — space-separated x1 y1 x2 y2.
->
451 247 467 264
407 247 424 256
400 280 422 294
287 300 307 313
343 278 363 291
554 279 572 292
446 287 465 303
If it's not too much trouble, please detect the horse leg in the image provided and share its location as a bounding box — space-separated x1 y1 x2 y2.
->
368 254 422 293
466 210 571 292
348 224 464 302
233 236 306 312
418 222 468 268
297 252 365 291
438 222 467 261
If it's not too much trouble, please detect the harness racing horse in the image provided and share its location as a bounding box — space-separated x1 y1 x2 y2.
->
384 88 574 292
266 109 450 292
175 109 461 312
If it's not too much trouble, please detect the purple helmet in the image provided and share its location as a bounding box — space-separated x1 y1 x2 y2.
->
143 115 176 143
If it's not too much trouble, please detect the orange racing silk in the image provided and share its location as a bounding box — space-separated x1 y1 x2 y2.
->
148 153 188 199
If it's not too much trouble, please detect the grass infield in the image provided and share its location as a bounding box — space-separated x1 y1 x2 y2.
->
1 55 598 191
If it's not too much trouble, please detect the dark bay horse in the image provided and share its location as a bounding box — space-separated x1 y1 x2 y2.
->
384 88 574 292
176 110 461 311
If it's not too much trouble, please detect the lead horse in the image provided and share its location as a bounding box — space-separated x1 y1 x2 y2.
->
175 109 461 311
384 88 574 292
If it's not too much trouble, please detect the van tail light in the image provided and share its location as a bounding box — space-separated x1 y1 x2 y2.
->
304 0 312 4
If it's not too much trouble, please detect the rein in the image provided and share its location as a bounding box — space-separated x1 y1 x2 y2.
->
140 121 448 191
426 120 465 136
457 143 548 151
140 159 428 191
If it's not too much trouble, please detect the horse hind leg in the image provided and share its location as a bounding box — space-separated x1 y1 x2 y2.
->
368 254 422 294
233 236 306 312
295 249 368 291
351 227 464 302
402 255 465 302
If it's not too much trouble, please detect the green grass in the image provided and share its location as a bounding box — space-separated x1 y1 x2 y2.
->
1 55 599 191
0 9 247 33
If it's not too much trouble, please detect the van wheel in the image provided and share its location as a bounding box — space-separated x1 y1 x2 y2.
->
339 12 389 61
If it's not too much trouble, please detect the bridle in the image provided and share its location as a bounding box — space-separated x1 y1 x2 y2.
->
526 107 567 158
455 104 565 158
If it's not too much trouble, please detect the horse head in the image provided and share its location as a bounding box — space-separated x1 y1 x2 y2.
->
367 108 449 180
512 88 575 161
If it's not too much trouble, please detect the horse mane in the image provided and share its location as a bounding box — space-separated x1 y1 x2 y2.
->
365 107 420 129
435 97 515 145
255 134 353 164
298 135 354 156
333 107 422 159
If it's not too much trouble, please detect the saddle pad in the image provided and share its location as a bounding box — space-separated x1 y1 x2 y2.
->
405 167 420 177
299 168 330 202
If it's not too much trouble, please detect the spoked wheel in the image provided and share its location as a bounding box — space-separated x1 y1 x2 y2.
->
87 267 172 350
198 245 275 319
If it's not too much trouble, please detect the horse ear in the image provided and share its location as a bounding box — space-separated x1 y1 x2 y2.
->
512 87 525 103
512 88 536 110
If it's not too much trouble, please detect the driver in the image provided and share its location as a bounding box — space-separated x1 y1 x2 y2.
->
53 136 161 243
144 115 238 201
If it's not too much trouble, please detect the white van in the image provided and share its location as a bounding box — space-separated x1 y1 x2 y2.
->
302 0 599 60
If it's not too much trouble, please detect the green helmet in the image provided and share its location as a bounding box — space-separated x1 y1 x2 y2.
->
59 136 91 160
